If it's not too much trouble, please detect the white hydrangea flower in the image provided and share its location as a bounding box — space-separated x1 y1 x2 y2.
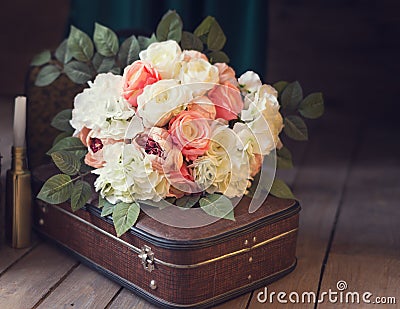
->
139 40 182 79
92 143 169 204
203 123 251 198
137 79 193 127
70 73 134 139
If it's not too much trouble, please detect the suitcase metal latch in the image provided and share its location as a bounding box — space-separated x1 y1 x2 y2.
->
138 245 155 272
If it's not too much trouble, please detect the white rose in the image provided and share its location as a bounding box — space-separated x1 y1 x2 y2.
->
70 73 134 139
179 58 219 96
139 40 182 79
137 79 193 127
238 71 262 94
206 122 238 159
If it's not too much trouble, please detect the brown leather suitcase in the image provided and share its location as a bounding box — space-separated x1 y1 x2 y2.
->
32 166 300 308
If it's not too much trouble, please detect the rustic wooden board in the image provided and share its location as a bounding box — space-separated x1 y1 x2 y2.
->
248 110 360 308
107 288 158 309
35 264 120 309
318 125 400 308
0 243 77 309
107 288 252 309
0 239 39 274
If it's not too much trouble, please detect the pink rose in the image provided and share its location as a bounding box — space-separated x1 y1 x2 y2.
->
78 127 90 147
167 163 199 197
181 50 208 62
122 60 161 107
79 128 119 168
214 63 238 85
208 82 244 121
168 110 211 161
187 96 216 120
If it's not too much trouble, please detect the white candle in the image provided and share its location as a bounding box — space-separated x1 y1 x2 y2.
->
13 96 27 148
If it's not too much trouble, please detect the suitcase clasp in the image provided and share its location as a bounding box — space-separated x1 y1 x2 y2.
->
138 245 155 272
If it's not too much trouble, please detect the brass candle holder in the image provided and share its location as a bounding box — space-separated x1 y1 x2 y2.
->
5 146 32 248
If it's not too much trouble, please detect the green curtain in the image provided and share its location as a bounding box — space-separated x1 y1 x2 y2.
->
69 0 268 77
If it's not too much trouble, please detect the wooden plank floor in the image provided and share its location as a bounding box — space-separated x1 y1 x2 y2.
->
0 103 399 308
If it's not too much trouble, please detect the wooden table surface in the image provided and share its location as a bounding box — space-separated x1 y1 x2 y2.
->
0 101 399 308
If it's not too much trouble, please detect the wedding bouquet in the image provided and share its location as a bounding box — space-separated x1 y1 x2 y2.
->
36 11 324 236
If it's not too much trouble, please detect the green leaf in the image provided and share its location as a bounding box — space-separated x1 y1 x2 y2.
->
199 194 235 221
53 132 72 146
31 50 51 66
79 162 94 173
281 81 303 111
71 180 91 211
156 10 183 42
284 115 308 141
55 39 72 64
93 23 119 57
67 25 94 62
99 196 115 217
64 61 94 84
35 65 61 87
270 178 296 200
51 109 73 132
118 35 140 66
194 16 215 38
51 151 81 176
273 81 288 95
47 137 87 158
208 51 230 64
110 65 121 75
137 34 158 50
37 174 73 204
207 20 226 51
112 202 140 237
92 53 115 73
175 195 200 209
277 146 293 169
180 31 203 51
298 92 324 119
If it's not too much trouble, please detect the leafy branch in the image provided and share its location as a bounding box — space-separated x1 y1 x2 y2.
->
31 10 231 87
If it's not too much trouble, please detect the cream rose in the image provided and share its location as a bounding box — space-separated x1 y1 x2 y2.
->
191 155 218 191
181 50 208 62
136 79 193 127
139 40 182 79
178 58 219 96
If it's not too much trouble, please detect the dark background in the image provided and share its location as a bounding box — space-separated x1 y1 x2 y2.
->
0 0 399 116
